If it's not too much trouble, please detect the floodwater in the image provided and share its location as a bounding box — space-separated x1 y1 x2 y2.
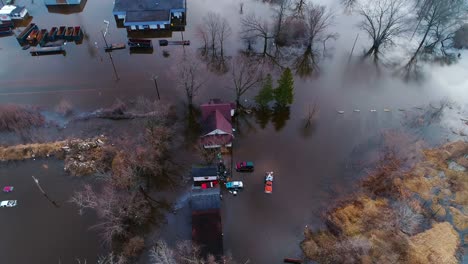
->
0 0 467 263
0 159 101 263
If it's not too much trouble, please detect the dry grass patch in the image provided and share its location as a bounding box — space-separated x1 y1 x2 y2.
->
408 222 459 264
449 207 468 231
0 141 66 161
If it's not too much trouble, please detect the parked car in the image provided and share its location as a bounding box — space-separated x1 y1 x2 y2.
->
0 200 17 207
226 181 243 189
236 161 254 172
3 186 14 193
265 172 274 194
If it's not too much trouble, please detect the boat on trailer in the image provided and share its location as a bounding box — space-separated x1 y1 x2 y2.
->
105 43 126 52
48 27 57 41
16 23 37 45
128 38 153 49
64 26 73 40
72 26 82 41
30 45 65 56
159 39 190 46
0 26 12 35
26 28 39 45
37 29 48 46
56 26 66 39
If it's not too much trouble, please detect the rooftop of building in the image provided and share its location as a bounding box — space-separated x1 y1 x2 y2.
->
114 0 184 12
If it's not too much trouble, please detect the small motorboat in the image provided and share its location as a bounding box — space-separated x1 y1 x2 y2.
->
3 186 14 192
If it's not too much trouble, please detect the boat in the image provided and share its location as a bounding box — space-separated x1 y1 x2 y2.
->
30 45 65 56
64 26 73 40
2 186 14 193
16 22 37 44
56 26 66 39
0 21 13 28
0 27 12 35
105 43 126 52
48 27 57 41
26 28 39 45
128 38 153 49
43 39 65 47
37 29 48 46
284 258 302 264
72 26 82 41
159 39 190 46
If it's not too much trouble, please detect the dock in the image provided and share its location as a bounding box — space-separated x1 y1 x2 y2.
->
30 46 65 56
128 38 153 49
105 43 126 52
159 39 190 46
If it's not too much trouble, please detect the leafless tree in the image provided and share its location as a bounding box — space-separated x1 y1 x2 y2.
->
217 16 232 58
202 12 231 58
358 0 408 62
405 0 467 72
97 252 127 264
241 14 274 56
177 52 204 107
341 0 358 10
294 4 336 76
293 0 307 17
274 0 291 45
196 26 209 56
231 56 264 107
204 12 220 57
149 240 177 264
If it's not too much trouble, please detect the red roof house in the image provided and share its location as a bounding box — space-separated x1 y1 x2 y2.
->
200 99 235 148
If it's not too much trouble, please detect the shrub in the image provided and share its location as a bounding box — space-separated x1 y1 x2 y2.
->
0 104 45 132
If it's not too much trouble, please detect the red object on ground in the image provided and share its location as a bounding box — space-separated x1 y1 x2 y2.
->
201 183 207 189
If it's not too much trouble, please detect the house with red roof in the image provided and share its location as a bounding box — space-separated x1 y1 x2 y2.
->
200 99 235 149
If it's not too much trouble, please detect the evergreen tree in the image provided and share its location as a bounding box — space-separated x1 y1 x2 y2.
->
274 68 294 108
254 74 274 109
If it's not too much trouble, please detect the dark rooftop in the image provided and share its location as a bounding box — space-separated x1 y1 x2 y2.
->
114 0 184 12
192 209 223 258
191 187 221 211
126 10 170 23
191 166 218 179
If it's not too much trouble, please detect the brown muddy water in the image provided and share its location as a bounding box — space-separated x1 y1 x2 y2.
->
0 0 467 263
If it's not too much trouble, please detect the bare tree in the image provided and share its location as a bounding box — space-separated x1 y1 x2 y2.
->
203 12 220 57
358 0 408 62
217 16 232 58
177 52 204 107
406 0 467 70
341 0 359 10
149 240 177 264
293 0 307 17
241 14 274 56
274 0 291 45
294 4 336 76
201 12 231 59
231 56 264 107
196 25 209 56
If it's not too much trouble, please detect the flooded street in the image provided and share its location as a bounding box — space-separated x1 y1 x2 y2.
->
0 160 101 263
0 0 467 262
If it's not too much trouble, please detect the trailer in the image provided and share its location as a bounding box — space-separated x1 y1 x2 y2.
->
105 43 126 52
30 45 65 56
16 23 37 45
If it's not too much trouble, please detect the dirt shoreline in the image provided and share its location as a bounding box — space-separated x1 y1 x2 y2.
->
302 141 468 263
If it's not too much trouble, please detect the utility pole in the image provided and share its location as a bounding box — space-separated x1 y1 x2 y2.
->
101 30 120 81
348 33 359 64
32 176 59 208
152 75 160 100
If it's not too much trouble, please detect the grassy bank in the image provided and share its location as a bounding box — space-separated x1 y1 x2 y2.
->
302 141 468 263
